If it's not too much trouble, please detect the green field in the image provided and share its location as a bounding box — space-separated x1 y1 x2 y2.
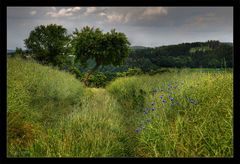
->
7 57 233 157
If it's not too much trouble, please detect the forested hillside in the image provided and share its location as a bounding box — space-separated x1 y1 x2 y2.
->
126 40 233 71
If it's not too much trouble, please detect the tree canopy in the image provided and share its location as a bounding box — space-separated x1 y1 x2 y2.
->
72 26 131 67
71 26 131 84
24 24 70 66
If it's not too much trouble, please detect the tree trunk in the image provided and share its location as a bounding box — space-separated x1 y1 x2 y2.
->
84 64 100 86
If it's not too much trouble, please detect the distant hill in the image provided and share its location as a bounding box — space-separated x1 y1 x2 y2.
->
222 42 233 46
131 46 148 50
126 40 233 70
7 49 15 54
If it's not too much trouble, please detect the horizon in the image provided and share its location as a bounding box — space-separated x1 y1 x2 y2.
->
7 40 233 51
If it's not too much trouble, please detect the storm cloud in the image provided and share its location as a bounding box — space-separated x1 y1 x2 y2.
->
7 7 233 49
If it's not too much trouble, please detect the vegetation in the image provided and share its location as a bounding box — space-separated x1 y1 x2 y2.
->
71 26 131 85
24 24 70 67
126 40 233 71
7 24 233 157
107 71 233 157
7 57 233 157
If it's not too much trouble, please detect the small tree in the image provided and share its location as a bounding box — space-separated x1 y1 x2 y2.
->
24 24 70 66
72 26 131 85
15 47 23 56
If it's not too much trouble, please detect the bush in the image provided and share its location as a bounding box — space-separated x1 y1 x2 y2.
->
126 67 143 76
87 72 108 88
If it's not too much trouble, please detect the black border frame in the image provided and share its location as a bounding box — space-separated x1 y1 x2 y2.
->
1 0 239 163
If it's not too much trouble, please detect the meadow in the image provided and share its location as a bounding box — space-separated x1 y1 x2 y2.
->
7 57 233 157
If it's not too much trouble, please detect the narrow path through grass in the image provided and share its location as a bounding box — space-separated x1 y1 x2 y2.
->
86 87 140 157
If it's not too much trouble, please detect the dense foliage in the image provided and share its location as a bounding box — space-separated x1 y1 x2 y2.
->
126 40 233 71
71 26 131 85
24 24 70 67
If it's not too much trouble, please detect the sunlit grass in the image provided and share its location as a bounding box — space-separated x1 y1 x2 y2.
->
107 70 233 157
7 57 233 157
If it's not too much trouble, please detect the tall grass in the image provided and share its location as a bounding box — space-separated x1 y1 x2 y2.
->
7 57 125 157
106 70 233 157
8 57 233 157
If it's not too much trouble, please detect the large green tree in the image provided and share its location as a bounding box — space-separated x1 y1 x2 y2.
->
24 24 70 66
72 26 131 85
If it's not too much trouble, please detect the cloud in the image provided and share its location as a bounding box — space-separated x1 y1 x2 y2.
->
46 7 81 18
30 10 37 16
72 7 81 12
106 13 125 23
84 7 96 15
102 7 168 24
142 7 168 17
99 12 107 16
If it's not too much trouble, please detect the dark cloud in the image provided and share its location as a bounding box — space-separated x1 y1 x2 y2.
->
7 7 233 49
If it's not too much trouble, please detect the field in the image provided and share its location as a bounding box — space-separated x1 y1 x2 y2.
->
7 57 233 157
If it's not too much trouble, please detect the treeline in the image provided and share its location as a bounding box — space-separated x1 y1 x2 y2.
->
9 24 233 87
125 40 233 72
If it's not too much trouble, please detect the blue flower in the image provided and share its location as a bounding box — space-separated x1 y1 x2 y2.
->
135 129 140 133
170 97 174 101
152 108 155 111
160 95 163 99
151 102 155 105
146 108 149 111
162 99 166 103
144 111 148 114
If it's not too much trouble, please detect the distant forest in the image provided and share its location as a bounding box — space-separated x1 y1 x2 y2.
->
126 40 233 71
8 40 233 73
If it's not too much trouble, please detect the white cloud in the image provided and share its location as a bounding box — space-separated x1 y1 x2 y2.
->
106 13 125 23
46 7 81 18
99 12 107 16
30 10 37 16
103 7 168 24
84 7 96 15
72 7 81 12
142 7 168 17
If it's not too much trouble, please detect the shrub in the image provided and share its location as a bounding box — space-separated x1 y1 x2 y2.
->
87 72 108 88
126 67 143 76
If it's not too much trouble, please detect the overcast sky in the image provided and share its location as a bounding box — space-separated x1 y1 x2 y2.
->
7 7 233 49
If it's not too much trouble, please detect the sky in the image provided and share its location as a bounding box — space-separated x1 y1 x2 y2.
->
7 7 233 49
